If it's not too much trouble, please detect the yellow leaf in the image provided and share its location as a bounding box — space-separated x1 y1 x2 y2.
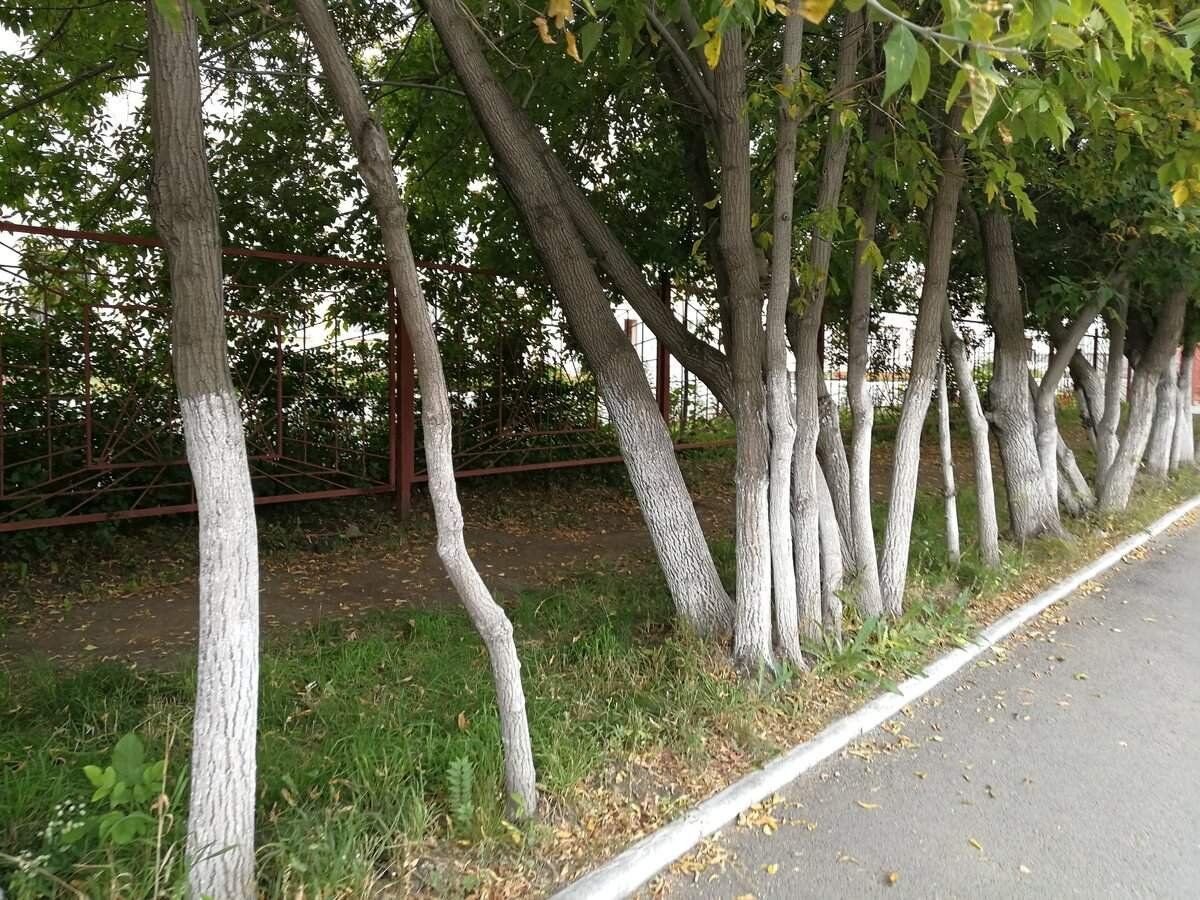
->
547 0 573 29
1171 180 1190 208
968 837 983 851
886 871 900 885
533 16 555 45
704 32 723 69
799 0 835 23
564 29 582 63
764 863 779 875
457 710 469 731
856 801 880 810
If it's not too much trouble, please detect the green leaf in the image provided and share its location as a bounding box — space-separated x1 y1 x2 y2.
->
112 733 146 785
910 44 931 104
1096 0 1133 57
578 21 603 63
883 25 919 102
1048 24 1083 50
84 764 106 788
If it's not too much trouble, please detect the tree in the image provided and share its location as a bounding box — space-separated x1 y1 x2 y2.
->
146 0 259 895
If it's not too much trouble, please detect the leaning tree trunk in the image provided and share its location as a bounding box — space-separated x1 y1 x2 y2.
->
1172 343 1195 468
147 3 259 897
1145 354 1178 478
980 207 1062 541
879 112 965 617
710 28 776 670
763 10 806 667
936 361 961 565
295 0 538 817
427 0 732 636
817 376 855 567
941 305 1000 566
1067 349 1105 453
1098 289 1188 512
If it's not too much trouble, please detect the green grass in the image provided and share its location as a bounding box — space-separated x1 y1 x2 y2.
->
3 454 1199 896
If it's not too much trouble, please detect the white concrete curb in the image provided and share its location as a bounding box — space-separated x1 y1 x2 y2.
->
551 493 1200 900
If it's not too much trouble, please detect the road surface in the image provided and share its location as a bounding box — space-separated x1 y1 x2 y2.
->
668 520 1200 899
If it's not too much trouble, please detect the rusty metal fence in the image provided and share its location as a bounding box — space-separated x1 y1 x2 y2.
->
0 222 729 532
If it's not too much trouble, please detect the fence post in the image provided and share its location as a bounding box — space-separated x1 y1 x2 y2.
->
390 276 415 520
657 270 672 426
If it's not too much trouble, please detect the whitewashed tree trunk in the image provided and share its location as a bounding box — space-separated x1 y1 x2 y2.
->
1098 290 1188 512
296 0 539 816
1146 355 1178 478
791 355 823 644
428 0 732 636
879 112 964 617
764 11 806 667
980 207 1063 541
817 377 856 567
1095 302 1128 485
1172 344 1195 468
816 467 844 645
845 142 884 618
940 305 1000 566
936 362 961 565
146 4 259 896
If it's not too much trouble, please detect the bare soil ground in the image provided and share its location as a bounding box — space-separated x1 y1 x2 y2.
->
0 421 1027 669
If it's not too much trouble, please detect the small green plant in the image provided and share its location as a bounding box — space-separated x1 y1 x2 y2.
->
445 756 475 837
1 732 181 898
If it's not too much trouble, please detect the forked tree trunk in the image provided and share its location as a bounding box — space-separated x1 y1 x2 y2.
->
879 113 964 617
710 28 775 670
146 3 259 896
940 305 1000 566
427 0 732 636
936 361 961 565
1145 355 1178 478
1172 343 1195 468
295 0 538 817
764 10 806 667
980 207 1062 541
1098 290 1188 512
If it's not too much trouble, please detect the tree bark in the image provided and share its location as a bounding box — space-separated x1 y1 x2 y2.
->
845 148 884 618
764 11 806 667
1145 354 1178 478
296 0 539 817
816 466 844 645
1095 299 1128 484
936 361 961 565
427 0 733 636
792 11 864 636
940 305 1000 566
878 111 964 617
147 3 259 896
979 206 1063 541
1098 289 1188 512
817 376 856 567
710 27 775 669
1172 343 1195 468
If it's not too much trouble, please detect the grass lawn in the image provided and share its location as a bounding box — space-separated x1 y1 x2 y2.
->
2 426 1199 898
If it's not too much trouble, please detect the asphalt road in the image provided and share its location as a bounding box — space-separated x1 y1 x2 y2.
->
669 521 1200 900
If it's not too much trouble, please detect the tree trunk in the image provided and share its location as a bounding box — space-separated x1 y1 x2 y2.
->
940 305 1000 566
980 207 1062 541
764 11 806 667
1056 432 1095 516
146 4 259 897
1145 355 1178 478
1095 300 1128 484
817 376 856 567
1172 343 1195 468
1067 350 1104 452
296 0 538 817
816 466 844 645
710 27 775 670
936 361 961 565
792 11 864 636
427 0 732 636
845 156 884 618
878 112 964 617
1098 289 1188 512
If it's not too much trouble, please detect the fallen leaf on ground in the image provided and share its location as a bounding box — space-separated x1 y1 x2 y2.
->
968 837 983 851
856 801 880 810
